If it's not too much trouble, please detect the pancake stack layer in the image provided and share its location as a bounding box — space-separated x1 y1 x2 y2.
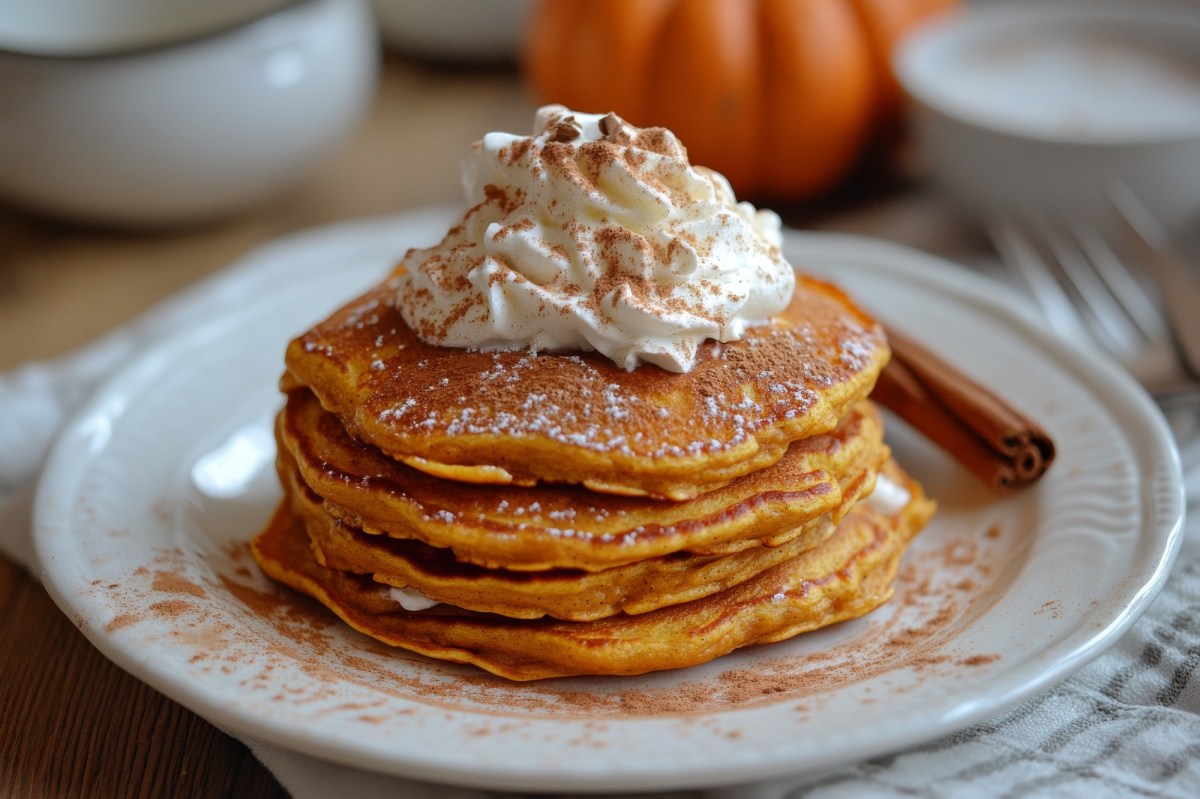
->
252 270 935 680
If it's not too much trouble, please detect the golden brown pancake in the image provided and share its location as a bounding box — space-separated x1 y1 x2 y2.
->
285 458 855 622
283 272 888 500
279 388 888 570
252 459 934 681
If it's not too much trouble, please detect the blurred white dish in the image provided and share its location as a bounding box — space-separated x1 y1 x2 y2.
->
0 0 377 227
895 2 1200 232
0 0 293 57
370 0 531 62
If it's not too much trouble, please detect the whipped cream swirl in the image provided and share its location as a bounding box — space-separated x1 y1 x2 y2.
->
395 105 795 372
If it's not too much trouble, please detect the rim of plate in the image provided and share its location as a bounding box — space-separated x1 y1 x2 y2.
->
32 217 1186 793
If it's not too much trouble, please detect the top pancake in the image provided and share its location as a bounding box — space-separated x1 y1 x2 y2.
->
284 271 888 500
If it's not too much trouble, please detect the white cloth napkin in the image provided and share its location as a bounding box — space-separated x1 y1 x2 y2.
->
3 213 1199 799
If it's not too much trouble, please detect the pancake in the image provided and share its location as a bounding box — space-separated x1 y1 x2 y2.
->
279 388 888 570
252 459 935 681
283 272 888 500
285 455 861 622
293 470 842 622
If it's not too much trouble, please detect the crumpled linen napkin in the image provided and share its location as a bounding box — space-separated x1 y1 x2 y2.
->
2 214 1198 799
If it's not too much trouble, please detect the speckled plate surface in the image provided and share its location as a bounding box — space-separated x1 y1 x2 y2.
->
34 211 1185 794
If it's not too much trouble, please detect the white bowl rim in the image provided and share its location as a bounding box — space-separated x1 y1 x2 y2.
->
0 0 305 61
894 1 1200 147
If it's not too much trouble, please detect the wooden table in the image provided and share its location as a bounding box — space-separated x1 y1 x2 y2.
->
0 55 537 799
0 51 984 797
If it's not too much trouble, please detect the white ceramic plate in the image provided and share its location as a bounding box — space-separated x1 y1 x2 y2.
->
34 212 1185 793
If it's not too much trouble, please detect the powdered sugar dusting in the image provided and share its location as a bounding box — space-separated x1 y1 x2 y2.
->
287 275 886 495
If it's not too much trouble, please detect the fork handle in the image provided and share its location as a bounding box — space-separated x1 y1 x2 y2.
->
1111 186 1200 382
1141 251 1200 382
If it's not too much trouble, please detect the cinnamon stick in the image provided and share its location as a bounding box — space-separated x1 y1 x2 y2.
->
872 327 1055 493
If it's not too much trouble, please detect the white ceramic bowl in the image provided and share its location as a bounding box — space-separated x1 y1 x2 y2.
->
895 2 1200 232
370 0 532 62
0 0 294 57
0 0 378 226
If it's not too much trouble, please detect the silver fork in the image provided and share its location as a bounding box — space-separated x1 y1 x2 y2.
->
987 186 1200 485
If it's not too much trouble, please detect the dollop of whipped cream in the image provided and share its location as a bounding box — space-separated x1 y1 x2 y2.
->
394 105 795 372
865 473 911 516
388 585 439 612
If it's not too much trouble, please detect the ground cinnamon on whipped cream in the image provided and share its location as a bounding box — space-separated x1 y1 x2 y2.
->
394 105 795 372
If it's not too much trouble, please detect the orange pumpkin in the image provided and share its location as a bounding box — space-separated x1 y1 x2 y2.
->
524 0 957 199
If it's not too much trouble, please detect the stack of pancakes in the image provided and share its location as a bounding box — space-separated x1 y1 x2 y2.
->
253 271 935 680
